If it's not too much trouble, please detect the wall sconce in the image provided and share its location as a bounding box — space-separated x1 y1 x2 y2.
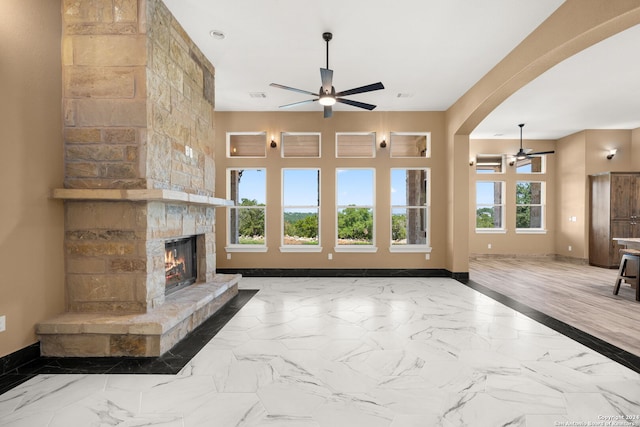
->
508 158 515 166
380 137 387 148
270 137 277 148
469 158 475 166
606 148 617 160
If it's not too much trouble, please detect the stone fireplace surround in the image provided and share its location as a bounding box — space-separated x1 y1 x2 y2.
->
36 0 240 357
36 189 239 357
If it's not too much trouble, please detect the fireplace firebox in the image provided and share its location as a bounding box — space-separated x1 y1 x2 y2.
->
165 236 197 295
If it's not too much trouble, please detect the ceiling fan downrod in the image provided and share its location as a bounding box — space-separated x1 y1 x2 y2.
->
323 32 332 70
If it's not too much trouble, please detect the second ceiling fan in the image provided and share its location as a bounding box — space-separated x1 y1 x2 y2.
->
512 123 555 160
270 32 384 118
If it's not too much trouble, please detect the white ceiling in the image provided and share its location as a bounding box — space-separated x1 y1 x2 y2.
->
162 0 640 140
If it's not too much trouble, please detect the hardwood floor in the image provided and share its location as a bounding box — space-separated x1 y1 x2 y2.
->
468 256 640 357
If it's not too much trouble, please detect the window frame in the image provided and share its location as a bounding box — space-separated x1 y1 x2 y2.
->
515 180 546 233
389 167 431 253
475 154 505 174
475 180 506 234
225 168 268 252
515 156 546 174
280 168 322 252
335 132 376 158
389 132 431 158
280 132 321 158
226 132 267 158
335 168 377 253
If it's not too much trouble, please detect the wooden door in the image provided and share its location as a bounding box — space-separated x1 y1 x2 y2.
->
611 174 635 220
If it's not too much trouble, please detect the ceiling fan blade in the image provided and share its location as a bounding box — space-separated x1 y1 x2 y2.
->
336 82 384 97
336 97 377 111
279 99 318 109
320 68 333 93
270 83 318 97
324 105 333 118
528 150 555 156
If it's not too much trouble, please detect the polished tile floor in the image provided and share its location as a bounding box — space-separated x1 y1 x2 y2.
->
2 277 640 426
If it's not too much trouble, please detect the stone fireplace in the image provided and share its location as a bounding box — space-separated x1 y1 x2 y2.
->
36 0 239 357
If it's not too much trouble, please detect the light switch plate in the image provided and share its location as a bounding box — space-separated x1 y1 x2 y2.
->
0 315 5 332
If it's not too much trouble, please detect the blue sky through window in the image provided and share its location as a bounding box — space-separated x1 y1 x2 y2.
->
236 169 265 204
337 169 374 206
283 169 319 206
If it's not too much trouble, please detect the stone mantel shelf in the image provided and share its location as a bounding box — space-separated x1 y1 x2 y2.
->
52 188 234 207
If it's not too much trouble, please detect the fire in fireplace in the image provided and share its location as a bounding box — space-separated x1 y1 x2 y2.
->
165 236 197 294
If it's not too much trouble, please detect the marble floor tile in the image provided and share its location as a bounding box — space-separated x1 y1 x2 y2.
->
2 277 640 426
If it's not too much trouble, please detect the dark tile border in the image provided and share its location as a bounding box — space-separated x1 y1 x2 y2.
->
459 278 640 374
0 289 257 396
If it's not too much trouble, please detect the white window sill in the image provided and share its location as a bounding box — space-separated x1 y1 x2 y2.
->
334 246 378 253
279 246 323 253
225 245 268 253
389 245 432 253
515 229 547 234
475 229 507 234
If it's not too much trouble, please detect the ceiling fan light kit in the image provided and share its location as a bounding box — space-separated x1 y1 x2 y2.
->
270 32 385 118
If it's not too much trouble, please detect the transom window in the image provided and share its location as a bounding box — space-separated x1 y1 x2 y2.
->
475 154 504 174
281 132 320 158
336 132 376 158
390 132 430 158
227 132 266 158
516 156 544 173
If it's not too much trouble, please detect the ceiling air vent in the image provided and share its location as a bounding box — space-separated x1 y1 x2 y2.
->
396 93 413 98
249 92 267 98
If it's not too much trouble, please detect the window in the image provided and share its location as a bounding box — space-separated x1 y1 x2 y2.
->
475 154 504 174
516 181 545 231
476 181 505 231
227 169 267 250
336 168 375 251
227 132 266 157
281 132 320 158
390 168 430 251
336 132 375 158
516 156 544 173
282 169 320 251
390 132 430 158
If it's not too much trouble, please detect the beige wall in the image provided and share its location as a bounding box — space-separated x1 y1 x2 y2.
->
446 0 640 272
469 139 557 256
555 132 588 260
554 130 635 261
214 111 447 270
0 0 64 357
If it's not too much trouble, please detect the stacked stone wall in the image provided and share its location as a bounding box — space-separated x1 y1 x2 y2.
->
62 0 147 189
146 0 216 195
59 0 218 315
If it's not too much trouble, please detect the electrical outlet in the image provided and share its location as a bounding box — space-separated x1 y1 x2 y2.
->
568 245 572 252
0 315 6 333
425 253 430 260
487 243 492 249
226 253 231 260
328 253 333 260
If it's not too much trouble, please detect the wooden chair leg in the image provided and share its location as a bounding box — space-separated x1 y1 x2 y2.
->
614 256 628 296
